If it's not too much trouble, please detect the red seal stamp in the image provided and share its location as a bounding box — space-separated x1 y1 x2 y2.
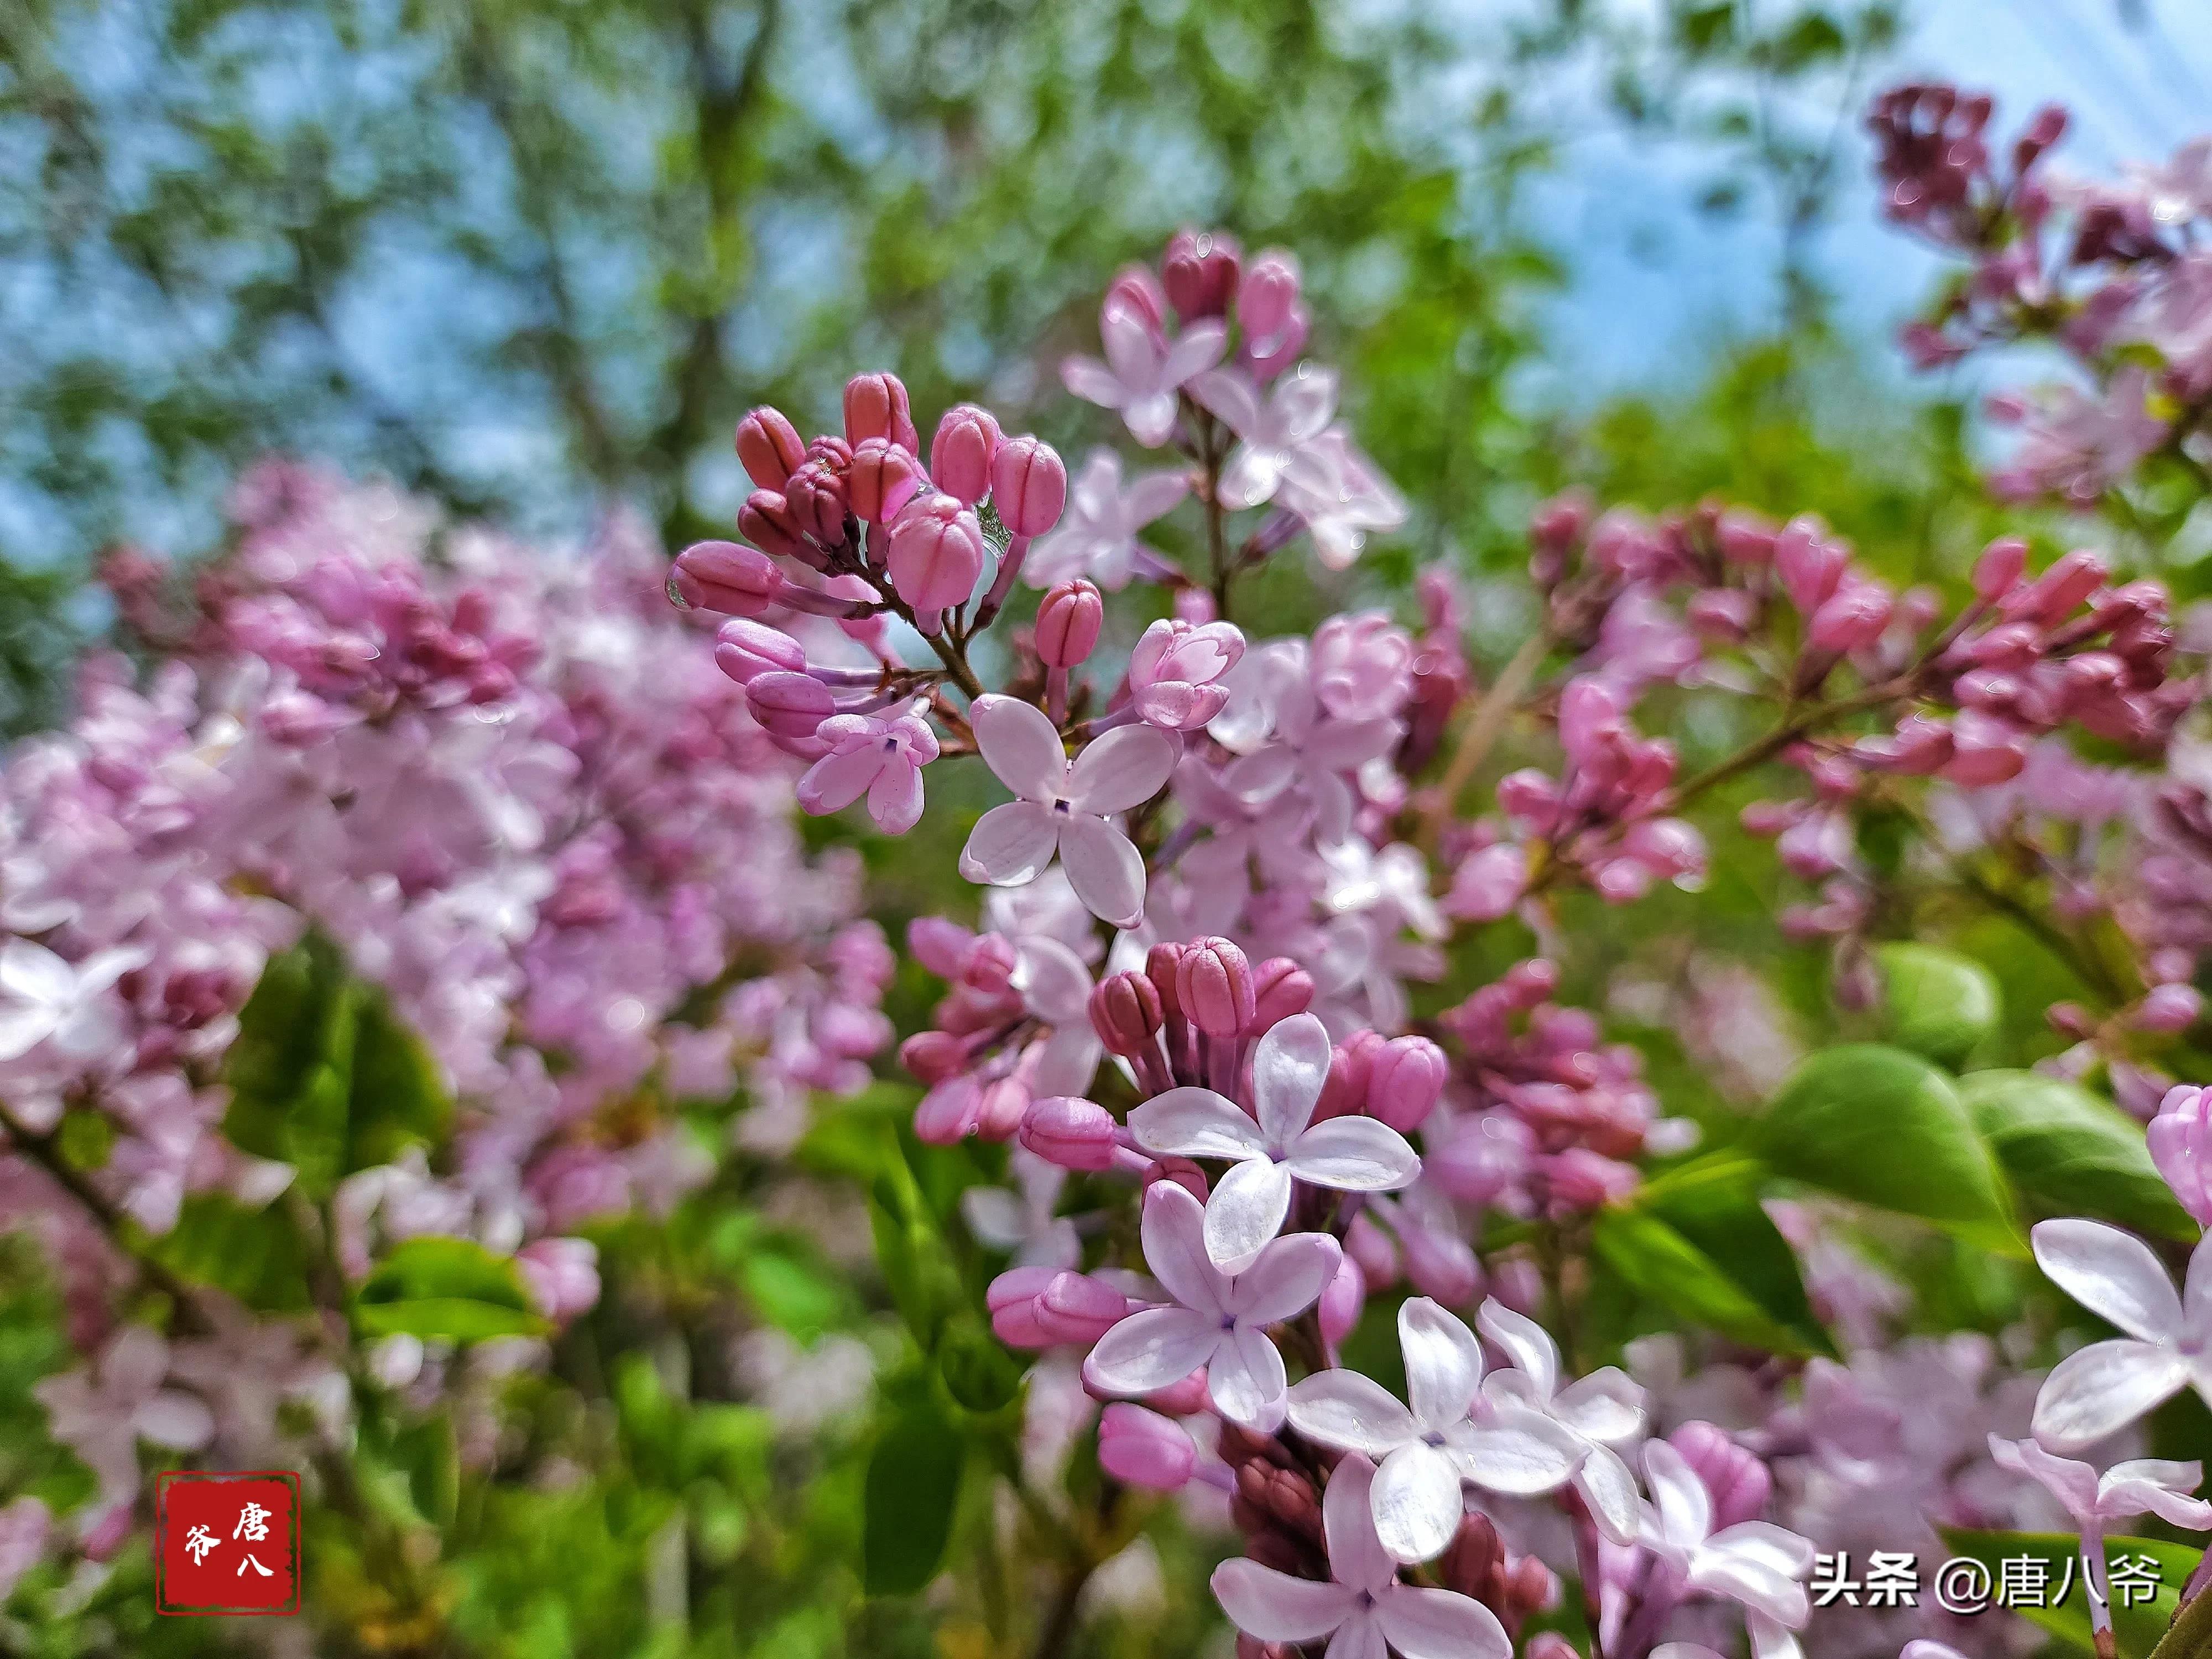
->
153 1470 301 1615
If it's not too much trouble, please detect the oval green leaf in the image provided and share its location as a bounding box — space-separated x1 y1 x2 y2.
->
1872 942 2001 1068
862 1399 965 1595
1938 1527 2203 1659
1754 1044 2018 1250
1959 1070 2198 1241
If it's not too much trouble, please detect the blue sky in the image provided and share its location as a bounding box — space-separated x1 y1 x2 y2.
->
1537 0 2212 397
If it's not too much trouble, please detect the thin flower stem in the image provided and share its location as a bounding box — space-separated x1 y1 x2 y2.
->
1658 676 1912 814
1420 629 1551 852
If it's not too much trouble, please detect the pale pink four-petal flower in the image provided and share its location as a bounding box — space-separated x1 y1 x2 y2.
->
1189 362 1340 509
1025 450 1191 592
1080 1180 1339 1432
2028 1218 2212 1449
1129 1011 1420 1270
1985 1434 2212 1531
795 701 939 834
1640 1439 1815 1659
1212 1453 1512 1659
1477 1300 1648 1544
1286 1296 1585 1563
957 695 1179 929
1060 302 1228 448
1129 617 1246 731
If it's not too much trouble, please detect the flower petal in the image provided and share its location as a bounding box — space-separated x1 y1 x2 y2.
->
1399 1298 1486 1431
1553 1368 1646 1445
1121 469 1193 529
1475 1300 1561 1400
1080 1306 1222 1397
1030 1026 1102 1100
2032 1338 2190 1451
1057 813 1146 928
1451 1404 1583 1495
1124 392 1179 448
1376 1584 1513 1659
1229 1230 1342 1327
970 694 1068 801
1066 725 1180 815
1139 1180 1226 1316
1161 320 1229 387
1326 1617 1390 1659
1322 1453 1397 1595
1014 936 1095 1024
1129 1086 1269 1161
1277 366 1341 445
1208 1322 1288 1432
1373 1442 1467 1564
1205 1156 1295 1273
1253 1012 1332 1147
797 745 883 815
1285 1116 1422 1192
1210 1558 1359 1643
1986 1434 2100 1521
1188 367 1263 436
1578 1442 1645 1546
866 758 924 834
2031 1218 2184 1342
959 801 1060 886
1287 1369 1422 1458
1643 1439 1714 1553
1061 356 1128 411
2101 1461 2212 1528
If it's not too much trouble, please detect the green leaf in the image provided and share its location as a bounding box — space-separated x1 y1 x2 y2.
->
1589 1205 1822 1357
144 1193 312 1312
740 1246 848 1341
1938 1528 2203 1659
1959 1071 2197 1241
1753 1045 2018 1251
1872 943 2001 1067
354 1237 547 1342
862 1397 965 1595
346 989 453 1173
936 1314 1023 1415
1636 1158 1837 1357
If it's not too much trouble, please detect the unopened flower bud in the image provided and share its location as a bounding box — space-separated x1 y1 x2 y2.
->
672 540 782 616
1176 937 1255 1037
2133 984 2203 1034
734 490 811 564
1318 1254 1365 1350
1368 1036 1448 1132
886 494 986 612
743 670 834 748
1972 536 2028 602
930 404 1003 505
1941 709 2027 787
1146 942 1188 1018
1146 1369 1211 1416
987 1266 1061 1348
1020 1095 1119 1171
1670 1420 1771 1529
2010 548 2107 624
914 1074 984 1145
713 619 806 685
1238 249 1302 342
1808 582 1894 654
992 435 1068 538
735 405 806 490
900 1030 966 1084
1163 227 1243 319
847 438 925 526
1036 579 1104 668
1344 1211 1401 1287
1715 510 1777 566
1317 1028 1385 1120
1248 958 1314 1035
1034 1270 1129 1344
1104 264 1167 332
976 1077 1031 1141
1144 1155 1209 1203
1098 1404 1197 1491
2149 1084 2212 1225
1090 970 1164 1058
843 371 919 452
783 461 851 547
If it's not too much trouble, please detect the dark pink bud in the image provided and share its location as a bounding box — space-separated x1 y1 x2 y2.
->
806 434 853 470
672 540 782 616
1368 1036 1448 1133
1031 1274 1133 1354
1104 264 1167 333
2010 549 2107 624
1971 537 2028 602
713 619 806 685
962 933 1018 996
1036 579 1104 667
886 493 987 612
736 491 809 562
843 371 919 452
1176 937 1255 1037
976 1077 1031 1141
1688 588 1756 642
914 1075 984 1145
1942 709 2027 786
1099 1404 1197 1491
1623 817 1707 880
1090 971 1164 1059
987 1265 1059 1348
1163 228 1243 319
1317 1029 1385 1121
744 670 834 745
992 436 1068 538
1670 1421 1771 1530
2134 984 2202 1034
847 438 925 526
734 405 806 490
1020 1096 1119 1171
1238 249 1302 342
1145 1369 1211 1416
1318 1254 1366 1350
900 1030 966 1085
1146 943 1188 1020
1344 1211 1401 1287
1773 515 1848 615
1143 1155 1209 1203
1248 958 1314 1035
1716 510 1777 566
1808 582 1894 654
929 404 1002 505
908 916 977 978
784 460 851 547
